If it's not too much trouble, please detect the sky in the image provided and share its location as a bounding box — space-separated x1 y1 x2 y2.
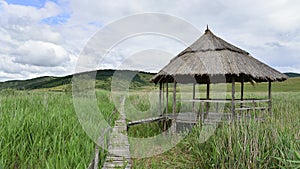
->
0 0 300 82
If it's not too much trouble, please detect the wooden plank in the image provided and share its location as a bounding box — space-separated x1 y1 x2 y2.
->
103 162 131 169
106 156 130 161
235 107 267 111
238 99 270 103
182 99 232 103
182 99 270 104
127 116 166 126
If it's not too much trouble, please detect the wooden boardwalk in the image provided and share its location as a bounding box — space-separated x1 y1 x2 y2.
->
103 97 132 169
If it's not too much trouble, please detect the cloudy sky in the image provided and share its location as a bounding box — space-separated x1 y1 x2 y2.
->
0 0 300 81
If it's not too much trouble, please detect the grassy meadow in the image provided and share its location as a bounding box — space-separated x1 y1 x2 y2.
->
0 90 116 168
0 77 299 168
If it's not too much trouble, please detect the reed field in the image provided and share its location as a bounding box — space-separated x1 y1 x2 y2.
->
0 90 116 168
130 92 300 168
0 78 299 168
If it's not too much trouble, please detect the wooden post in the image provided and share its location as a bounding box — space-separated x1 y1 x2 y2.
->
206 83 210 116
164 82 168 131
192 83 196 114
162 82 164 114
201 101 205 123
231 77 236 119
253 100 257 118
240 78 244 108
172 81 177 116
172 81 177 133
159 82 162 116
268 81 272 115
166 82 169 115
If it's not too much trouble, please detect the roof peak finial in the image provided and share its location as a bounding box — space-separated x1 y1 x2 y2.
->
205 24 210 33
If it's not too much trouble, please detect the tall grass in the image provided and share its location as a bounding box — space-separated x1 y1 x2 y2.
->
131 92 300 168
0 90 115 168
1 88 299 168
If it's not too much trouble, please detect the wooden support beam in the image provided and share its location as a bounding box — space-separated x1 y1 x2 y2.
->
201 101 205 123
206 83 210 99
172 81 177 133
166 82 169 115
159 82 162 115
206 83 210 116
192 83 195 113
172 81 177 115
162 82 164 114
268 81 272 115
231 77 236 119
165 82 168 131
240 78 244 108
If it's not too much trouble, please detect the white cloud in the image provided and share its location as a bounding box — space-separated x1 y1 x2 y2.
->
13 40 69 67
0 0 77 81
0 0 300 81
99 34 187 71
0 1 61 21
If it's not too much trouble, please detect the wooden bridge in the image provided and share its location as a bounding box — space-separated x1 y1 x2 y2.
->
88 97 132 169
103 97 131 169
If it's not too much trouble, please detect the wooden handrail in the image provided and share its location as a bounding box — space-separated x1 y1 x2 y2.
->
181 99 270 104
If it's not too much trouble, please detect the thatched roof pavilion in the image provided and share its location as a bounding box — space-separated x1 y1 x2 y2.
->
151 28 287 84
151 27 287 131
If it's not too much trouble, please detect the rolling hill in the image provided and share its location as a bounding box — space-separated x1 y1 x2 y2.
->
284 72 300 78
0 69 155 91
1 70 300 92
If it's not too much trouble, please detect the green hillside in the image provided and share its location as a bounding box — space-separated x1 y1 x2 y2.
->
1 70 300 92
284 72 300 78
0 69 155 91
227 77 300 93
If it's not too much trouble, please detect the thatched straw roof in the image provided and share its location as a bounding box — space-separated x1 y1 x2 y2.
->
151 28 288 84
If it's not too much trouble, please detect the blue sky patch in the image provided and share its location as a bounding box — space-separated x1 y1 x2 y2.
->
5 0 58 8
88 21 103 27
41 13 70 25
